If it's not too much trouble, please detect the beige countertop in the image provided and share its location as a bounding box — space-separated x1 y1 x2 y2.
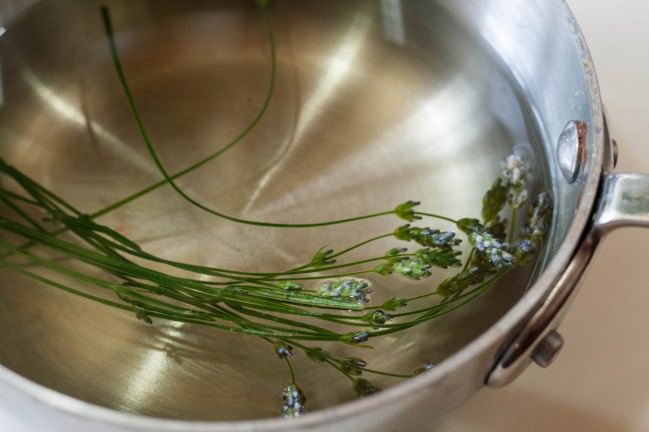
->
435 0 649 431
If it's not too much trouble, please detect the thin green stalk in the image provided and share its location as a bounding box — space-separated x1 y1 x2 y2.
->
284 356 297 384
0 215 381 317
0 0 280 260
0 4 551 410
230 255 397 279
93 4 279 220
284 233 393 275
227 304 340 337
265 270 372 282
296 352 357 383
369 280 496 337
414 212 458 225
99 232 397 279
508 208 518 244
461 248 475 272
329 233 393 260
0 252 135 313
358 367 414 379
389 285 484 318
101 6 397 229
0 240 347 340
0 189 40 206
2 161 82 216
0 193 47 232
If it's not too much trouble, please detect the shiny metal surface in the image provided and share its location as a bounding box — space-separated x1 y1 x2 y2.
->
0 0 540 421
594 173 649 230
556 120 587 183
0 0 620 431
530 330 564 368
487 113 634 387
486 171 649 386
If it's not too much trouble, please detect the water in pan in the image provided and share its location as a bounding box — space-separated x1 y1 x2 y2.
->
0 0 548 421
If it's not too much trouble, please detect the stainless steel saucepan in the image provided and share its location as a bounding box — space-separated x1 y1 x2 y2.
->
0 0 647 431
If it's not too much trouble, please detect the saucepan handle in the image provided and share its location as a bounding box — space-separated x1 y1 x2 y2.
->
486 172 649 387
593 173 649 230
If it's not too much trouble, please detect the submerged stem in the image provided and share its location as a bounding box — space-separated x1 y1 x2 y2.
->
101 6 398 229
0 3 551 410
94 4 278 219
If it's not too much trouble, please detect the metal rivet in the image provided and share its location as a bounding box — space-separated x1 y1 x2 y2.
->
611 139 619 168
556 120 587 183
531 330 564 368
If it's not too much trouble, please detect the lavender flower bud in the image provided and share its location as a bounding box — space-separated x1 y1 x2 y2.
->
350 331 370 343
487 247 515 270
394 225 460 250
482 178 507 223
310 247 336 268
415 248 463 269
317 278 372 304
501 154 530 208
524 192 552 239
367 309 392 325
341 357 368 375
414 361 435 375
305 347 329 363
282 384 306 417
373 262 395 275
135 309 153 324
469 231 500 252
380 297 408 311
275 344 293 359
353 378 381 397
278 281 303 292
394 224 414 241
384 247 408 260
456 218 483 234
394 200 422 222
469 231 516 270
394 257 432 280
343 331 370 344
514 239 537 265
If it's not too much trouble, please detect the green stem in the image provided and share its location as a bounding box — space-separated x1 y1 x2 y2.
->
414 212 458 225
369 276 500 336
93 4 278 220
0 193 47 232
330 233 393 260
102 6 397 229
358 367 414 379
284 357 297 384
461 248 475 272
508 208 518 244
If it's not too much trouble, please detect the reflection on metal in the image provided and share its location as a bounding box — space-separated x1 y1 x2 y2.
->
242 14 370 214
0 0 39 29
595 173 649 230
22 69 157 176
379 0 405 45
0 0 605 425
556 120 587 183
530 329 564 368
247 72 486 220
123 321 185 410
122 347 168 410
394 79 482 159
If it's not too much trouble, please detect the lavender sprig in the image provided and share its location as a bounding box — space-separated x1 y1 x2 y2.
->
0 151 550 416
0 2 553 418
